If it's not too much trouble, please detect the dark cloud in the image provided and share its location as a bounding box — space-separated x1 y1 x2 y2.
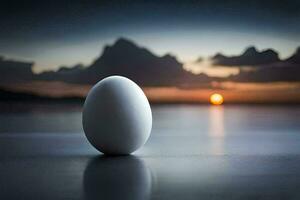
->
212 46 280 67
0 0 299 54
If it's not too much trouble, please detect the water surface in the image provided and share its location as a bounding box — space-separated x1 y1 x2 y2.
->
0 104 300 199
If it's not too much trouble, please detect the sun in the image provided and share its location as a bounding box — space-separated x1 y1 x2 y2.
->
210 93 224 105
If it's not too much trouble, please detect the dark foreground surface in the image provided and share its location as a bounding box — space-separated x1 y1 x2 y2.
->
0 103 300 200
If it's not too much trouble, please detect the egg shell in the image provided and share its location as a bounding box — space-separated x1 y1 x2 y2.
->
82 76 152 155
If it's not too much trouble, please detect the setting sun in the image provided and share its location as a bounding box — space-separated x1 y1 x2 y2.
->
210 93 224 105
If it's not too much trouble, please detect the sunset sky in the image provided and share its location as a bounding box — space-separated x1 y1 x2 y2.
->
0 0 300 103
0 0 299 76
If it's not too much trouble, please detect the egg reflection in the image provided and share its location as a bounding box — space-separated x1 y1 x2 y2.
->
83 156 152 200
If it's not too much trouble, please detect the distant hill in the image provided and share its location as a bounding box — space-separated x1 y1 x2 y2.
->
0 38 300 103
1 38 300 87
0 87 84 102
0 56 34 83
36 38 212 86
285 47 300 64
212 46 280 67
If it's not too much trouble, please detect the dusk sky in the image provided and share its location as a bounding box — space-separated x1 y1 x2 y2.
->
0 0 299 75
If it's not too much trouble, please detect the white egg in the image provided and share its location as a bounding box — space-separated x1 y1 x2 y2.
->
82 76 152 155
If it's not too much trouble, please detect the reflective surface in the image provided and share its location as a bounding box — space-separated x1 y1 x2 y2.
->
0 104 300 199
84 156 152 200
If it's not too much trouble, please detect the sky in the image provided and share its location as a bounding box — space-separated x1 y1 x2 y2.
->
0 0 299 73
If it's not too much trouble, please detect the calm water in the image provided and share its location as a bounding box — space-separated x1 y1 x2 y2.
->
0 103 300 199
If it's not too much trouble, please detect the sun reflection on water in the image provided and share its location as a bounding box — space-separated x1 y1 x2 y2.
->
209 106 225 155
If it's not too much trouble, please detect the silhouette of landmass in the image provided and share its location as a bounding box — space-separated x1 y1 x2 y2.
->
0 38 299 86
227 47 300 82
212 46 280 67
0 87 84 102
0 38 299 102
0 56 34 83
36 38 212 86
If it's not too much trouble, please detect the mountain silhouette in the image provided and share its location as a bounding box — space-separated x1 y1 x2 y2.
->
85 38 186 85
0 39 299 89
227 46 300 82
37 38 211 86
0 56 34 83
285 47 300 64
212 46 280 67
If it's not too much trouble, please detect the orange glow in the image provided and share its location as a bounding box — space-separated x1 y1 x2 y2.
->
210 93 224 105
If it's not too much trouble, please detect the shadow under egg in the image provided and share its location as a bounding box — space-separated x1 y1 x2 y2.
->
83 155 152 200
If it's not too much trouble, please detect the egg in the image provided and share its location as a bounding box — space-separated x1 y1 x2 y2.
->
82 76 152 155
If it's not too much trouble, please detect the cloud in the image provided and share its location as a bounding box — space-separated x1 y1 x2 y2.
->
212 46 280 67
